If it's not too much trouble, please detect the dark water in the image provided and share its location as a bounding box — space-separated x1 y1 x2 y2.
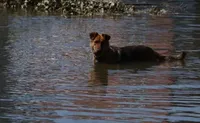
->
1 1 200 123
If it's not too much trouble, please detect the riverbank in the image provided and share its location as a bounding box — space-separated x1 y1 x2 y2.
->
0 0 166 16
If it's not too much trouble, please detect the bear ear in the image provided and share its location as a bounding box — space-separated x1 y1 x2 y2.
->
102 34 111 41
89 32 98 40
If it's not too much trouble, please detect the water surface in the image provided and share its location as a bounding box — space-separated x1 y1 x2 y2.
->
0 1 200 123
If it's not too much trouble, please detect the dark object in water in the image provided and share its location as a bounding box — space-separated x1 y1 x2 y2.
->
89 32 186 63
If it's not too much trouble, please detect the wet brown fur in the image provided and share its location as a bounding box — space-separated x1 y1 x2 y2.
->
90 32 186 63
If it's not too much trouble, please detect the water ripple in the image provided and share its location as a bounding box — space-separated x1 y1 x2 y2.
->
1 9 200 123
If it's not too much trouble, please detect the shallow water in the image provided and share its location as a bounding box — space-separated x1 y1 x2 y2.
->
1 1 200 123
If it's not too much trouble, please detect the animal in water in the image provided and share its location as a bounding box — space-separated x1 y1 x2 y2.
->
89 32 186 63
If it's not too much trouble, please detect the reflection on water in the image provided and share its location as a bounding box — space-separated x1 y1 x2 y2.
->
1 1 200 123
0 9 8 92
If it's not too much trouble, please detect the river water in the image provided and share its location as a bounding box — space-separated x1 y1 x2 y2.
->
0 1 200 123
